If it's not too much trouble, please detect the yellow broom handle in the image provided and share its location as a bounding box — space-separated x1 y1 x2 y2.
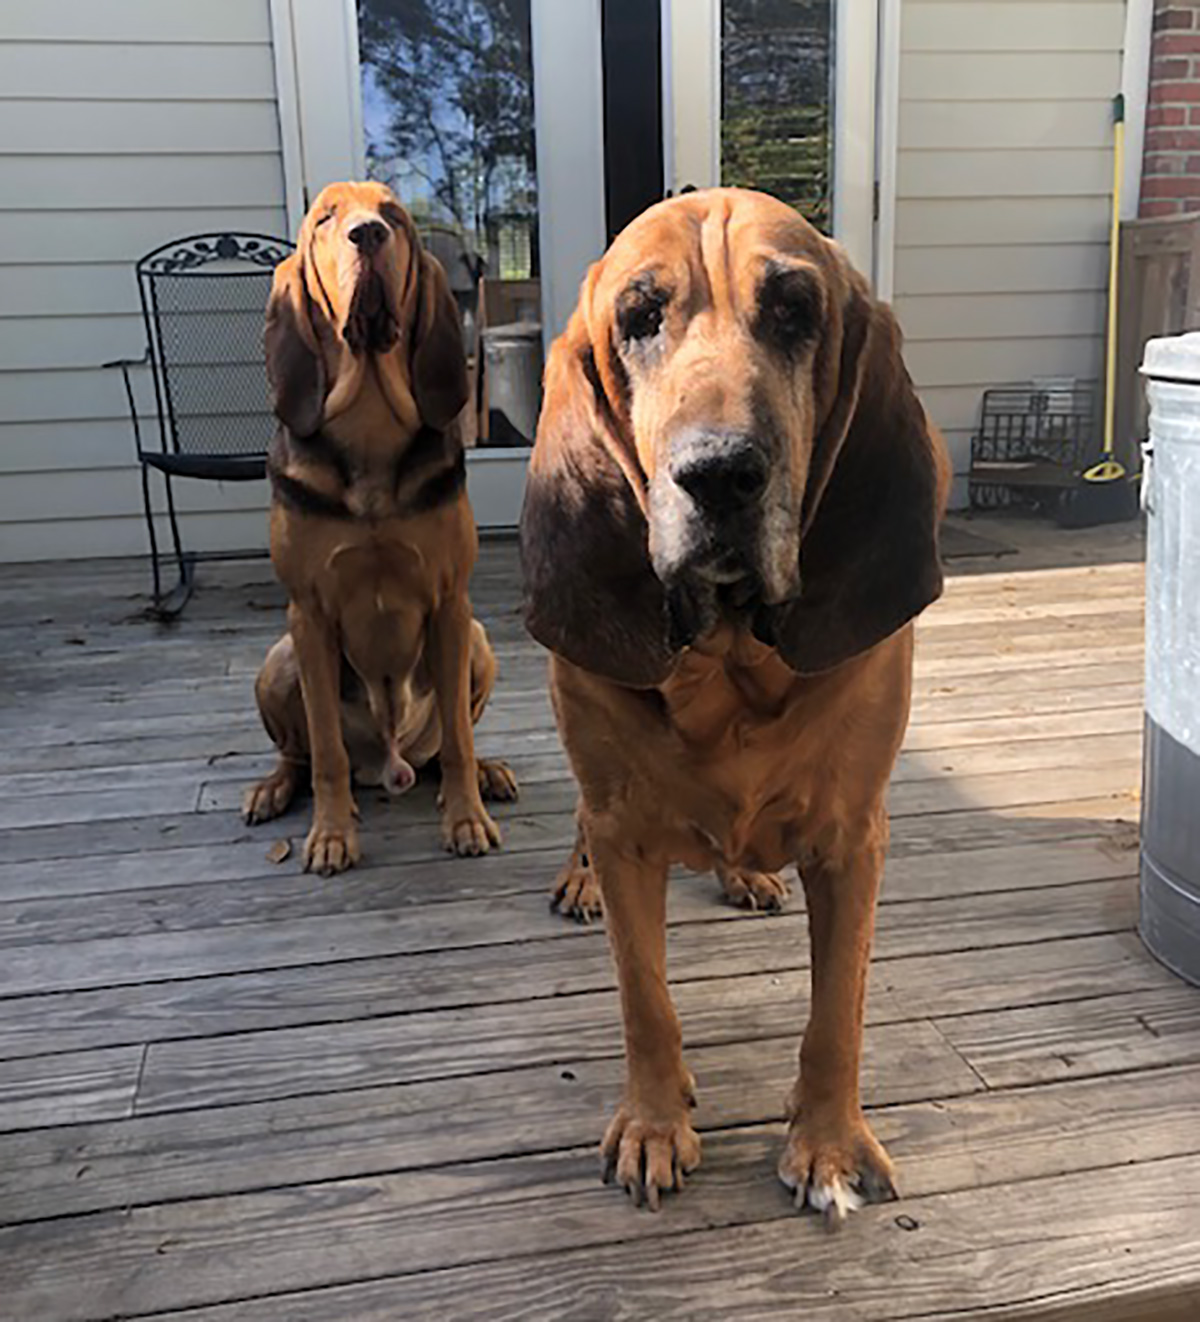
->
1104 98 1124 459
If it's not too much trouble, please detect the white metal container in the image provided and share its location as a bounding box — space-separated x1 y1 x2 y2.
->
483 322 543 445
1139 331 1200 984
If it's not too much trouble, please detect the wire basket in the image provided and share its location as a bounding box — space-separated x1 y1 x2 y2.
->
969 379 1098 510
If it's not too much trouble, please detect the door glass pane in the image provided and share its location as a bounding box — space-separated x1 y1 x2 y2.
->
357 0 542 447
721 0 833 231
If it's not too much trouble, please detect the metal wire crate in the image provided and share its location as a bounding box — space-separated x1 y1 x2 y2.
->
969 380 1098 510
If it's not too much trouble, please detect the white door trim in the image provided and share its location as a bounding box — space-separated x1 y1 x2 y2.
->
1121 0 1154 222
833 0 878 278
268 0 365 235
530 0 607 349
662 0 721 192
873 0 900 302
267 0 306 236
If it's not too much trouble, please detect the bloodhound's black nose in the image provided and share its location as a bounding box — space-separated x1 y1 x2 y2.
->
348 219 389 254
669 431 769 512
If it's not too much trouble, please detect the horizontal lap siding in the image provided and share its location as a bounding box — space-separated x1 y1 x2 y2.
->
894 0 1127 505
0 0 285 562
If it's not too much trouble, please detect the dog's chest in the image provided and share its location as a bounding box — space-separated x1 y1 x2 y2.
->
659 653 832 866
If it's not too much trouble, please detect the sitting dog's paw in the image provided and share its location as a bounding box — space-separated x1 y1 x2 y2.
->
478 758 519 803
440 794 501 856
303 820 361 876
777 1114 897 1228
243 766 300 825
551 846 602 922
716 865 790 913
601 1100 701 1212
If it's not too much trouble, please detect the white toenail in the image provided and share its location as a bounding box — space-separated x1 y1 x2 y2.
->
807 1179 865 1218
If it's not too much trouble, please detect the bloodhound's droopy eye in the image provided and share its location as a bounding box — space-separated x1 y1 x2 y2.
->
754 260 824 356
615 274 671 346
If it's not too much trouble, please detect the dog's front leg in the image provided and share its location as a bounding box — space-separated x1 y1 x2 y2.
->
427 593 500 855
290 603 360 875
778 816 897 1224
592 821 700 1210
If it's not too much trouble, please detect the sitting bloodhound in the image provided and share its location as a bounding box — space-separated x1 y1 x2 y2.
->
520 188 949 1221
244 181 516 873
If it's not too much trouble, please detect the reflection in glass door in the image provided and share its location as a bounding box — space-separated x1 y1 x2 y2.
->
357 0 543 453
665 0 877 278
270 0 607 526
721 0 833 232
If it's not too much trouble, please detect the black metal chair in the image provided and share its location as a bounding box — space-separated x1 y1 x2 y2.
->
105 232 293 617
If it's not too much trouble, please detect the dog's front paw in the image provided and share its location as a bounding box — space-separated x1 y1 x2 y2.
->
303 820 361 875
601 1098 701 1212
777 1113 897 1228
439 792 501 856
478 758 519 803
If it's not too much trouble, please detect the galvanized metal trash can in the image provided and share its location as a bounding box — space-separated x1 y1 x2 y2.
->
482 322 543 445
1139 332 1200 985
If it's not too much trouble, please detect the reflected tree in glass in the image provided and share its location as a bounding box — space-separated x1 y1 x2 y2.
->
722 0 832 232
357 0 538 279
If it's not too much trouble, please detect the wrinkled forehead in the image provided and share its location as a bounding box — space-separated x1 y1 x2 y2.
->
593 189 829 316
308 180 399 220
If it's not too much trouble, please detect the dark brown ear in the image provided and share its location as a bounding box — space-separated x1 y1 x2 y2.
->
519 309 677 687
411 251 469 429
263 252 326 438
762 278 946 674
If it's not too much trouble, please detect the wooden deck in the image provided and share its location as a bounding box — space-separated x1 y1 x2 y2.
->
1 517 1198 1321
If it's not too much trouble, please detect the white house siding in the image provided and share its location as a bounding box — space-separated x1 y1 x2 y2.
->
893 0 1127 506
0 0 286 562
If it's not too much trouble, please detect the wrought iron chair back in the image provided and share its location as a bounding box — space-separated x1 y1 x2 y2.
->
138 232 292 473
107 232 293 616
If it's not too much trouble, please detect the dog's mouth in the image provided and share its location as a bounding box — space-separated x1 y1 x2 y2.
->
344 263 399 357
664 554 760 650
662 532 806 655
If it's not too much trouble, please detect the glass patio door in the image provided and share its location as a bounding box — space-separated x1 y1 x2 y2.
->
664 0 879 279
273 0 607 528
271 0 879 526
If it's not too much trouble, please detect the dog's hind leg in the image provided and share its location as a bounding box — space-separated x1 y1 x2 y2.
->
244 633 309 824
467 618 519 805
714 863 790 913
550 804 601 921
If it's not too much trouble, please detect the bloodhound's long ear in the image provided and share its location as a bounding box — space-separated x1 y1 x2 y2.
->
763 270 946 674
519 305 676 688
263 251 326 438
410 251 469 430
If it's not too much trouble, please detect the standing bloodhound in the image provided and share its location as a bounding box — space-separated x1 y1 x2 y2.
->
520 189 949 1221
244 181 516 873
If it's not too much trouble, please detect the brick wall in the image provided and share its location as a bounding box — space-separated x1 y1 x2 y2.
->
1143 1 1200 216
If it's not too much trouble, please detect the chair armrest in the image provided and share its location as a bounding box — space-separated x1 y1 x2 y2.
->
102 347 150 371
103 347 151 459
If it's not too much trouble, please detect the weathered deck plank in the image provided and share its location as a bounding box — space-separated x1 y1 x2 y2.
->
2 529 1193 1322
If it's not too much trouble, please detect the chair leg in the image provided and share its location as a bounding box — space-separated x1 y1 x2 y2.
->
139 462 165 610
153 472 195 619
